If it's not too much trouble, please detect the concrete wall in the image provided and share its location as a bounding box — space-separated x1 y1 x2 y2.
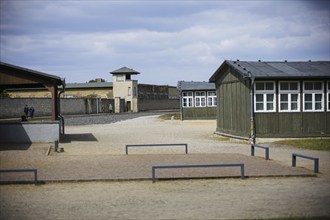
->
138 99 180 111
0 97 179 118
0 121 60 143
0 98 117 119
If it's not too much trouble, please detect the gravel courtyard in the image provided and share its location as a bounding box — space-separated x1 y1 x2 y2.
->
1 112 329 220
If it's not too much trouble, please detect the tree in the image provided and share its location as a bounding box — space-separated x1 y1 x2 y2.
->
0 91 10 98
88 78 106 83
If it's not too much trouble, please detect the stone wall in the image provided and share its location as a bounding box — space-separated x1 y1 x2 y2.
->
138 99 180 111
0 98 117 119
0 97 178 119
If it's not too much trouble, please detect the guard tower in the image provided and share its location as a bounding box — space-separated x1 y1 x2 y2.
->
110 67 140 112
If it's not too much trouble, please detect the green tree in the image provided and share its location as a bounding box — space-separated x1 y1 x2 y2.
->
0 91 10 98
88 78 106 83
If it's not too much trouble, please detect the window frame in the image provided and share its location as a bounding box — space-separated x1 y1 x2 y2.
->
182 91 194 108
278 81 300 112
207 91 217 107
254 81 276 113
195 91 206 107
303 81 324 112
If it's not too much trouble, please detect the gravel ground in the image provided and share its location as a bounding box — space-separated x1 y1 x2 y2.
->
63 111 177 125
1 113 329 220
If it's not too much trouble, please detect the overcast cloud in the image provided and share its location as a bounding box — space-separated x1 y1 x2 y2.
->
0 0 329 85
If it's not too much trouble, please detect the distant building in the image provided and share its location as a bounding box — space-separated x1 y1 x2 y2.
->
5 66 180 113
209 60 330 140
177 81 217 120
110 67 140 112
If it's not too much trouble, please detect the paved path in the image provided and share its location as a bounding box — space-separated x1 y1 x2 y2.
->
0 150 315 183
0 115 329 220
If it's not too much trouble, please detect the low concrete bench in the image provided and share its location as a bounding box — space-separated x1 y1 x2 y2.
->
251 143 270 160
126 143 188 155
0 169 38 185
152 163 245 183
292 153 319 173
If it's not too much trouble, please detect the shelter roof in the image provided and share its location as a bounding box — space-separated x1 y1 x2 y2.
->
110 67 140 75
209 60 330 82
177 81 215 91
0 61 64 90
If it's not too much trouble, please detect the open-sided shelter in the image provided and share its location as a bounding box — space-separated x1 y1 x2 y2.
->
0 62 65 143
209 60 330 141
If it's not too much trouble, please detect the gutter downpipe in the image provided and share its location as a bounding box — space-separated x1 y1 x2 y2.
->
58 79 66 135
249 73 256 144
179 90 183 121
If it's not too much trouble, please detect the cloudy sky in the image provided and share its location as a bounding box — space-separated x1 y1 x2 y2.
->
1 0 329 85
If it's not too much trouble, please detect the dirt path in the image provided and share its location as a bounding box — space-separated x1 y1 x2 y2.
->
1 115 329 220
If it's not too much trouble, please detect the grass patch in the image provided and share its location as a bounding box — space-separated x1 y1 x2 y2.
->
272 138 330 151
257 217 329 220
159 114 181 120
211 135 230 142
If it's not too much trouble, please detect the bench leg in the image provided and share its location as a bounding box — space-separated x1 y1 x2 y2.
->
265 148 269 160
292 155 296 167
152 167 156 183
240 165 245 179
314 159 319 173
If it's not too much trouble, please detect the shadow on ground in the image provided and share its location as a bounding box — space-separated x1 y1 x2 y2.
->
60 133 98 143
0 144 32 151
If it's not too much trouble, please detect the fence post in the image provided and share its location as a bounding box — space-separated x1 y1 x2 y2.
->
55 140 59 152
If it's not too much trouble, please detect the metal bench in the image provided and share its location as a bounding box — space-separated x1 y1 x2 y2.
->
152 163 245 183
0 169 38 185
251 143 270 160
125 143 188 155
292 153 319 173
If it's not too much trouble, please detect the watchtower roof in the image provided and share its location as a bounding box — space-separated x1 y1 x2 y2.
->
110 67 140 75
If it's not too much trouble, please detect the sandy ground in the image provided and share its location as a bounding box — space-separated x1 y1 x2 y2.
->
1 115 330 220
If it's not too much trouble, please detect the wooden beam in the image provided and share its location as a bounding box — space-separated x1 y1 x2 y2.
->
45 84 58 121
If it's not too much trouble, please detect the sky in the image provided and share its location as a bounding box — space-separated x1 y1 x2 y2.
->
0 0 329 86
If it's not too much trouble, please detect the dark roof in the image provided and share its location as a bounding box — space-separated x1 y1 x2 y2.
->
209 60 330 82
110 67 140 75
0 61 64 85
0 61 65 91
177 81 216 91
65 82 113 89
